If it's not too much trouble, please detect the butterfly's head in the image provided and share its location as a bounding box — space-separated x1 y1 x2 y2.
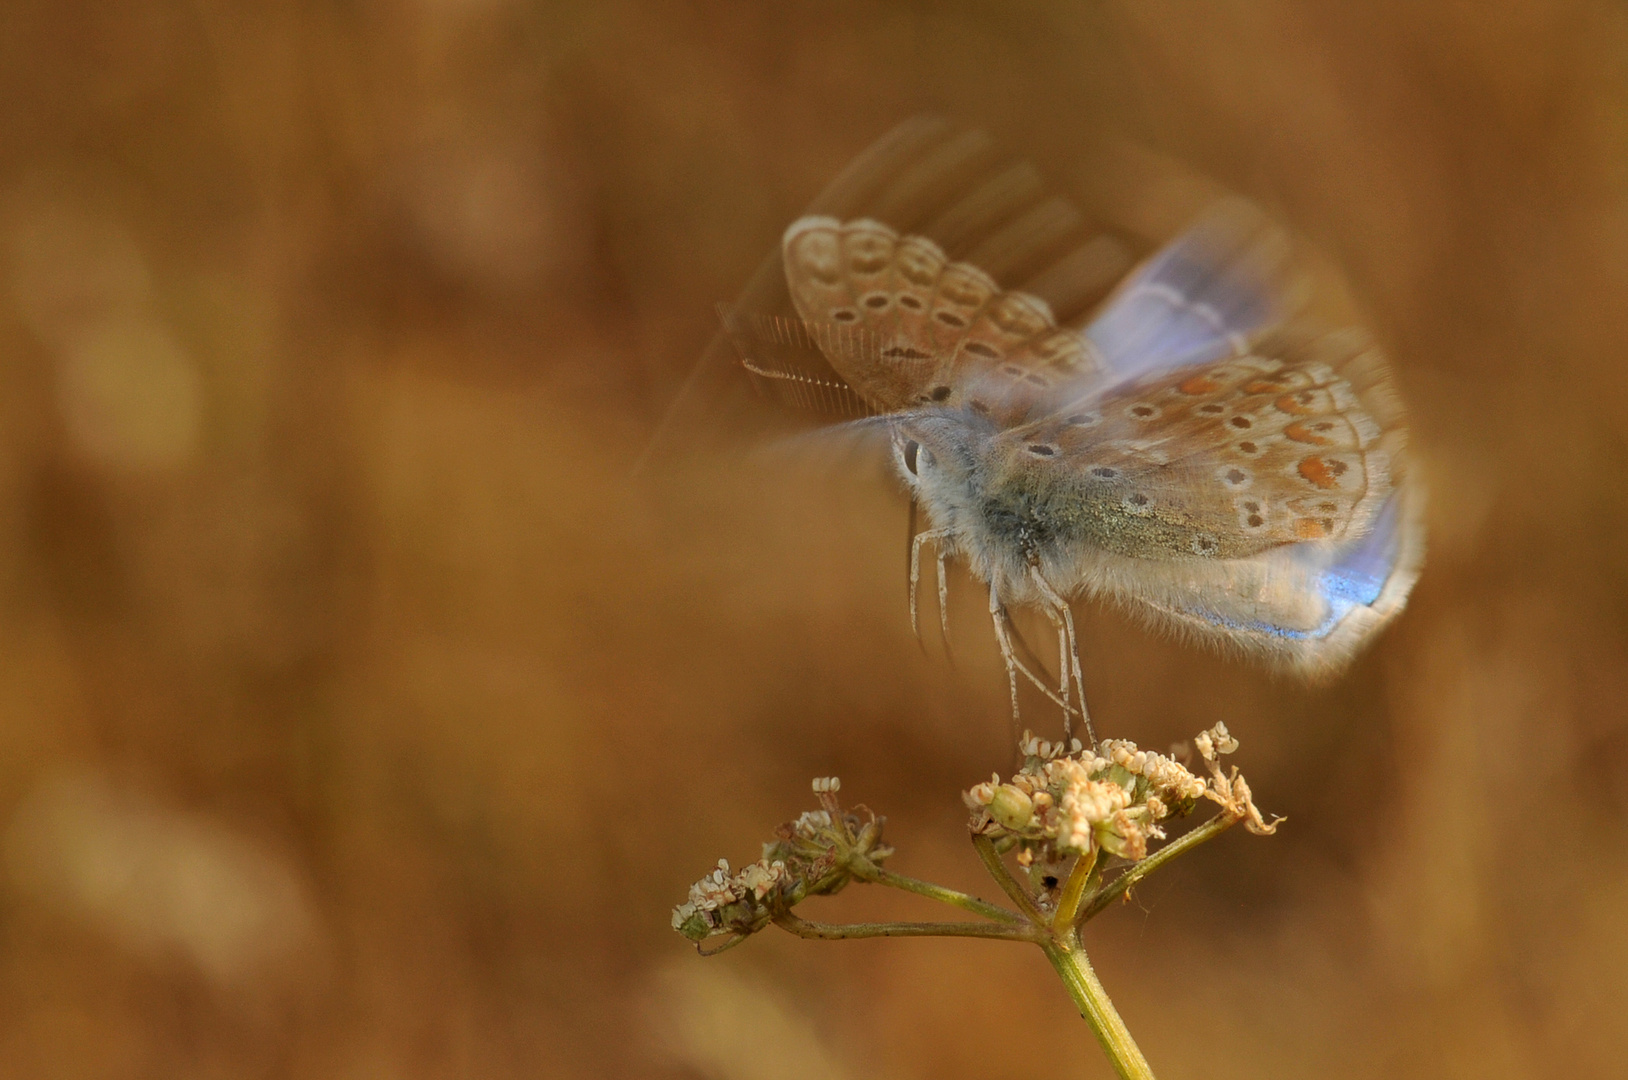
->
889 408 994 521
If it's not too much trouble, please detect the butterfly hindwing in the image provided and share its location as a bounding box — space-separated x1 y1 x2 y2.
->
1111 485 1424 674
1011 331 1396 566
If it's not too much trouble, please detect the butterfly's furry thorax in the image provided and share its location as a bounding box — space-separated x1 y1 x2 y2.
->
895 410 1134 606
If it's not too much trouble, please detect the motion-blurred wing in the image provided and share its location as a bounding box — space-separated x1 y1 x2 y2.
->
780 216 1101 416
1013 327 1403 559
1117 484 1424 675
1083 200 1293 386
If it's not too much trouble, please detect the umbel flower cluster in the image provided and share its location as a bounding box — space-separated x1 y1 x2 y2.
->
672 778 894 947
673 724 1277 952
672 724 1281 1079
966 723 1277 869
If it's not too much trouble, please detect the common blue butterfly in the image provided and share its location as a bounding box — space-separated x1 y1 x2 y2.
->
723 123 1424 741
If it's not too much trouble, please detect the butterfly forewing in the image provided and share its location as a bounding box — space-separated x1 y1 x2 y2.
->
781 216 1105 419
1011 330 1398 563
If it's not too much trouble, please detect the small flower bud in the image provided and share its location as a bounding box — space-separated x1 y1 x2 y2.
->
738 859 787 899
966 781 997 807
672 901 713 941
988 785 1035 830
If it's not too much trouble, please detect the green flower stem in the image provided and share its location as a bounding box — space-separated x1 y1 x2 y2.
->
1042 937 1156 1080
1051 850 1100 932
772 910 1042 943
1078 812 1237 925
852 862 1025 924
971 833 1046 922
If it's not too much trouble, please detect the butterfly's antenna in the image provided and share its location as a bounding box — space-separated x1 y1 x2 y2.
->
745 409 926 470
1030 566 1096 748
634 116 963 474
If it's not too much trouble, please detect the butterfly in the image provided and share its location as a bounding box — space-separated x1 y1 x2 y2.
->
719 122 1424 743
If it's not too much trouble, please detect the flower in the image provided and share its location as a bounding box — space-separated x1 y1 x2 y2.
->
672 777 894 947
1193 723 1281 835
965 726 1277 866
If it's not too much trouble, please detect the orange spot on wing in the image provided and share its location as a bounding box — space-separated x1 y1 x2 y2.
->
1294 518 1331 539
1276 393 1315 415
1242 379 1285 393
1179 374 1220 394
1297 457 1338 489
1285 421 1329 445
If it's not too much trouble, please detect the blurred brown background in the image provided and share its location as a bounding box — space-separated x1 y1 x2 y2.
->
1 2 1626 1077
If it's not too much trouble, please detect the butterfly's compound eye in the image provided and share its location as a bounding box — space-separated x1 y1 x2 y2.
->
902 439 921 476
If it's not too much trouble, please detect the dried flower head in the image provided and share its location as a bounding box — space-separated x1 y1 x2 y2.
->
1193 722 1281 835
672 777 893 948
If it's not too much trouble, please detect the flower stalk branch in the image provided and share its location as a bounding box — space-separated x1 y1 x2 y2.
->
671 723 1281 1080
773 910 1043 943
853 862 1024 923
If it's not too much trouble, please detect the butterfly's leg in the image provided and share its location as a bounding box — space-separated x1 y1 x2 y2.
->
936 544 953 655
905 496 918 615
988 586 1021 726
1059 603 1093 747
1001 613 1087 719
910 529 952 640
1033 595 1074 743
1030 566 1096 748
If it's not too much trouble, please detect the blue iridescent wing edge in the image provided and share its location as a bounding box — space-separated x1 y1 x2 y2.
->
1082 198 1293 386
1134 483 1426 677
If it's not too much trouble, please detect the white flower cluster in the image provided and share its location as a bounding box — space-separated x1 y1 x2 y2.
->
671 856 789 933
790 810 833 838
966 723 1271 863
672 777 895 947
1098 740 1209 804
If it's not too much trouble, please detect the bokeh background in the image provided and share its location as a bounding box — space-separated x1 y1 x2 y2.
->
2 2 1627 1077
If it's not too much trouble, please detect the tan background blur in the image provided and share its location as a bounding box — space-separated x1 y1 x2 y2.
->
2 2 1627 1077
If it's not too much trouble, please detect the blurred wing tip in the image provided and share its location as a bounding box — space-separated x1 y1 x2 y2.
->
782 214 843 245
1127 478 1426 679
1287 480 1428 675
